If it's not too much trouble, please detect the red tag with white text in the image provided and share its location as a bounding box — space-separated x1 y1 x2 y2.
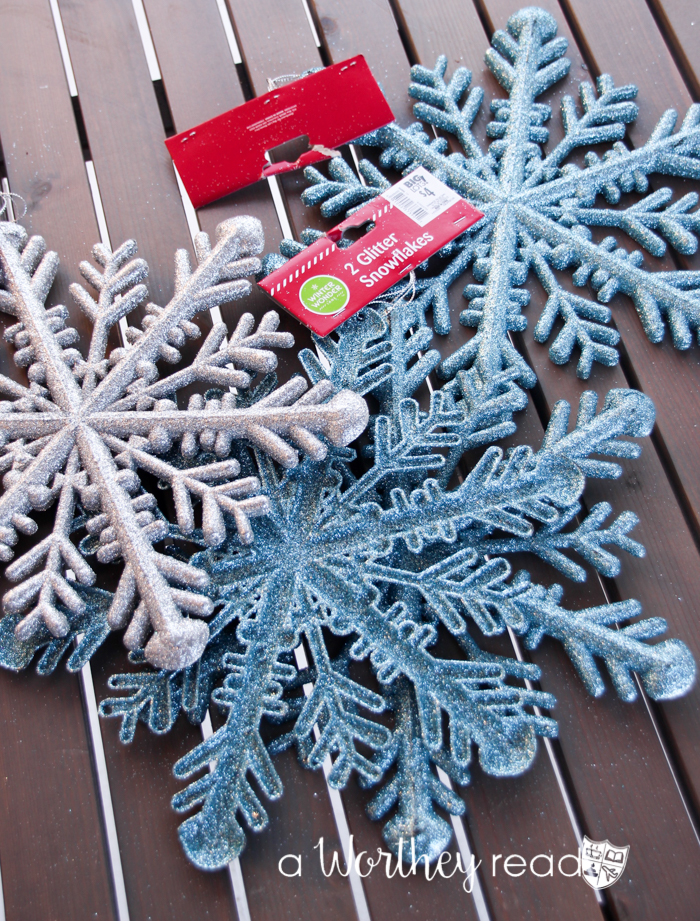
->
165 56 394 208
258 168 484 336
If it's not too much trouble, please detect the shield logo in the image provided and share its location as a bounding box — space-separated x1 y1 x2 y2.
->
581 836 630 889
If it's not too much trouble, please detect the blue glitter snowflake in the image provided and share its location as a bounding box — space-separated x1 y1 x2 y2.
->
21 5 699 872
296 5 700 411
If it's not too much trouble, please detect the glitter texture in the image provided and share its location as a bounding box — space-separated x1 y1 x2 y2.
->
300 6 700 411
0 217 367 670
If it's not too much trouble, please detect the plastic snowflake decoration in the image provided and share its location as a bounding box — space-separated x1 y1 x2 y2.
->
0 216 367 671
297 5 700 409
92 6 699 871
101 296 694 870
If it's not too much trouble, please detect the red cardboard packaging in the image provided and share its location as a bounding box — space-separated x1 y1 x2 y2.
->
258 168 484 336
165 56 394 208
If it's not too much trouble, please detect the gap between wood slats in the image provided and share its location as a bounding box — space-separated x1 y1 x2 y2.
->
41 6 150 918
46 1 243 918
211 5 371 914
306 5 603 918
221 3 484 909
1 116 128 921
643 0 700 101
397 2 700 917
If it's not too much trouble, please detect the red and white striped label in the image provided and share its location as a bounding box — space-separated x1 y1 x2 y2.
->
258 168 483 336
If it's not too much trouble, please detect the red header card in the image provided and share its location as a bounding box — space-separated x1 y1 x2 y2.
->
258 168 484 337
165 56 394 208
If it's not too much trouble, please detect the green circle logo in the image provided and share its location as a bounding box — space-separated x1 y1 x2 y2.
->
299 275 350 315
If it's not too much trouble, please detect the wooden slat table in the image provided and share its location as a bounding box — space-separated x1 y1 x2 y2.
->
0 1 697 919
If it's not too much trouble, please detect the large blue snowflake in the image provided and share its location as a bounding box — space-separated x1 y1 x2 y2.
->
297 5 700 407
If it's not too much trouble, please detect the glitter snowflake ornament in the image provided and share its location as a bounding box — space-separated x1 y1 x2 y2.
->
95 6 699 871
0 216 367 670
300 5 700 411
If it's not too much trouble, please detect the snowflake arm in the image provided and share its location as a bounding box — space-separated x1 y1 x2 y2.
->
524 75 638 188
364 678 465 862
70 239 149 389
3 447 93 639
302 157 389 217
518 206 700 348
522 233 620 378
409 57 492 175
515 582 695 701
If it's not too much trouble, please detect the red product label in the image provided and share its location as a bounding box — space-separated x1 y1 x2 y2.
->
258 168 484 336
165 56 394 208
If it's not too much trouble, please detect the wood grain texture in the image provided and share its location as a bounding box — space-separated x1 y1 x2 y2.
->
647 0 700 99
0 0 99 341
57 0 193 307
225 0 320 97
0 664 116 921
310 0 413 124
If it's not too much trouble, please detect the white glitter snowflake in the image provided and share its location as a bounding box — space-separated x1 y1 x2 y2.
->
0 217 367 670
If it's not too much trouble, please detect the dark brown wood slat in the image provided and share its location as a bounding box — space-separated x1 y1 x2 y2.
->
0 666 116 921
307 5 602 920
142 0 307 384
140 3 360 917
339 779 483 921
90 637 235 920
0 2 118 918
554 0 700 535
310 0 413 124
56 0 193 309
377 1 700 916
224 0 327 254
226 0 320 96
647 0 700 99
0 2 99 338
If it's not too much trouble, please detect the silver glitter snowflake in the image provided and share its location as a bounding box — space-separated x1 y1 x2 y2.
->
0 217 367 671
298 5 700 407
